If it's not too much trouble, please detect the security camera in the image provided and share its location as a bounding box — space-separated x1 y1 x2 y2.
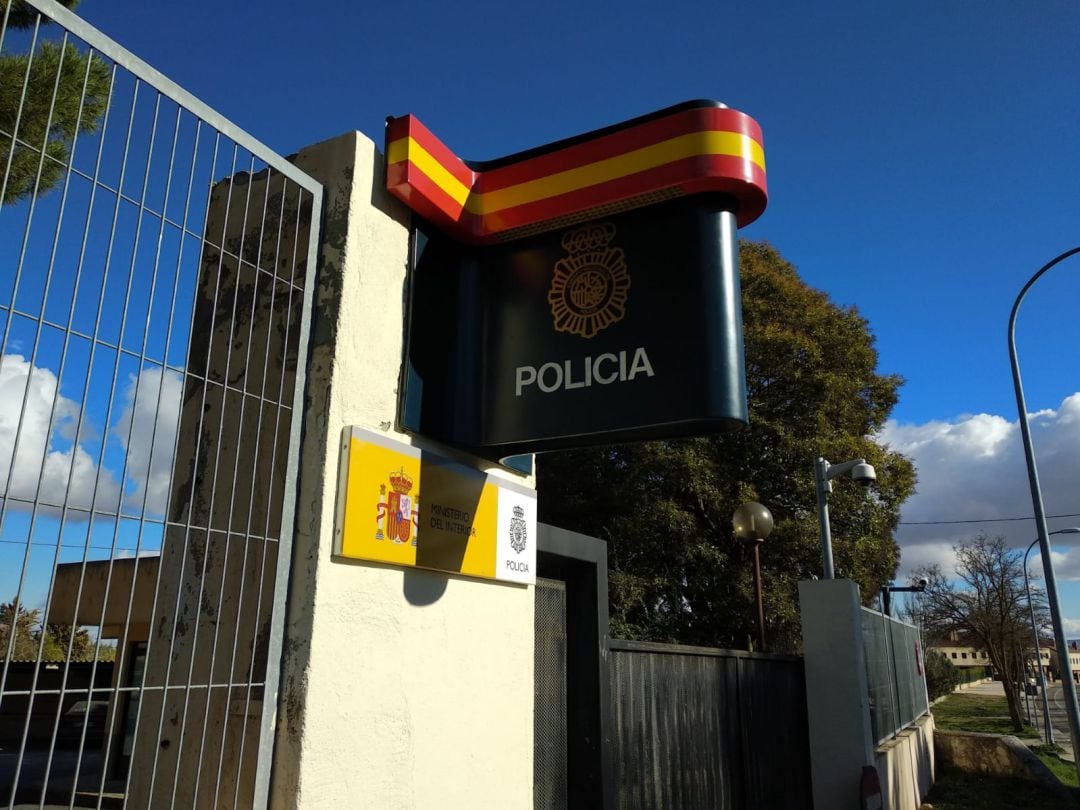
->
916 577 929 589
851 462 876 487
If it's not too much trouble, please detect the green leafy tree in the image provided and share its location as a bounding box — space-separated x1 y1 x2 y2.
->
915 533 1046 732
538 242 916 652
0 600 42 660
43 620 93 661
2 599 108 662
1 0 111 204
924 650 961 701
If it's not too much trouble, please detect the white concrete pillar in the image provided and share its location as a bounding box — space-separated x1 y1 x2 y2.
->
799 578 876 810
269 131 536 810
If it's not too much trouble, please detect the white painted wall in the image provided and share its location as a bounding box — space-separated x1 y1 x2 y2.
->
272 131 536 809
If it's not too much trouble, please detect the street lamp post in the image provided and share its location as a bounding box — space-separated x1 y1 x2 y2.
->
1023 527 1080 745
733 502 774 652
814 457 877 579
1008 245 1080 780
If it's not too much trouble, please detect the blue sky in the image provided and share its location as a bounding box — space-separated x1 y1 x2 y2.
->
5 0 1080 628
71 0 1080 423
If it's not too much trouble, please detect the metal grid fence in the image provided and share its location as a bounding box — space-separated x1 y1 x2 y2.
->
861 607 930 744
533 577 567 810
0 1 321 807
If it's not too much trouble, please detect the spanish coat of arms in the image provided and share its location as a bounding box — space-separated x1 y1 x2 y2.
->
375 469 419 546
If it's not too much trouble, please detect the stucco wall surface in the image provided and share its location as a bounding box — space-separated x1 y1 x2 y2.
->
271 131 535 809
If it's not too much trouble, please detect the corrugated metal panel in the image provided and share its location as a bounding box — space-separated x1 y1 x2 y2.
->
608 641 811 810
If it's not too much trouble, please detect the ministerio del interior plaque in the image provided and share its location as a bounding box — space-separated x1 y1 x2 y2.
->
334 427 537 584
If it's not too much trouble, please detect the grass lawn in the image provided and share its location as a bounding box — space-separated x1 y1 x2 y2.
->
926 765 1077 809
929 693 1080 806
1031 744 1080 788
932 692 1037 736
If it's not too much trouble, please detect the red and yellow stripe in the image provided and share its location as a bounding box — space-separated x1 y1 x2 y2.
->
385 102 767 243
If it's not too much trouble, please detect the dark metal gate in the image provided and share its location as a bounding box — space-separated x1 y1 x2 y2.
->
0 1 322 807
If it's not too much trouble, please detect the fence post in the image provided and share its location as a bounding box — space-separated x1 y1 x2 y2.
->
799 579 876 810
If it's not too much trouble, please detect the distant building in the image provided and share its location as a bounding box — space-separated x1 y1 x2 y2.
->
924 639 989 673
926 632 1065 683
1049 641 1080 684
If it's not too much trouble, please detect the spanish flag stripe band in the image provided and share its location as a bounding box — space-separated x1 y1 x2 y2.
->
386 115 475 190
476 107 762 190
388 138 471 208
384 102 768 242
388 130 762 217
470 131 763 214
480 156 766 236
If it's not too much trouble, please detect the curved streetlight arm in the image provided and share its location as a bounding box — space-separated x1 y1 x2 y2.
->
1008 245 1080 779
814 457 869 579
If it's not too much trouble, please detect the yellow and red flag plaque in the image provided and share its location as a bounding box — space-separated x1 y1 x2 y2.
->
333 427 537 584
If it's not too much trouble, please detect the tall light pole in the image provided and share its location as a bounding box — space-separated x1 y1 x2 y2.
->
733 501 774 652
814 457 877 579
1009 245 1080 778
1023 527 1080 745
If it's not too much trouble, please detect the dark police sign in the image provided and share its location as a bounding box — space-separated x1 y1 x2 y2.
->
386 101 769 463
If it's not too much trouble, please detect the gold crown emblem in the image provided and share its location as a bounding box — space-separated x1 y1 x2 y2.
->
389 469 414 494
549 222 630 339
561 222 616 254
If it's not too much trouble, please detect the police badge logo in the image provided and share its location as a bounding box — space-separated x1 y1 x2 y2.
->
548 222 630 339
509 504 528 554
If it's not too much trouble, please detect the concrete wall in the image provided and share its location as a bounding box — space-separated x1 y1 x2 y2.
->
935 729 1072 802
799 579 876 810
875 712 934 810
270 131 536 810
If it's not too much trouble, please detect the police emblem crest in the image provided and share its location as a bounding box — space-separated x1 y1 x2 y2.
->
509 504 528 554
548 222 630 339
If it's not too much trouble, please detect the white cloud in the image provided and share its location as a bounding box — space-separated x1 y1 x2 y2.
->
0 354 182 519
0 353 120 512
1063 618 1080 637
112 365 182 516
882 393 1080 581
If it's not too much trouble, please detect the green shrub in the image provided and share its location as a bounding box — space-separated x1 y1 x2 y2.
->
926 650 962 700
958 665 987 684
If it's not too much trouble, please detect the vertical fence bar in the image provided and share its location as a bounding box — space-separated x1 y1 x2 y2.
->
223 172 289 809
207 165 276 807
185 152 260 809
253 182 320 809
88 96 185 810
147 140 240 808
121 126 221 810
62 78 153 804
